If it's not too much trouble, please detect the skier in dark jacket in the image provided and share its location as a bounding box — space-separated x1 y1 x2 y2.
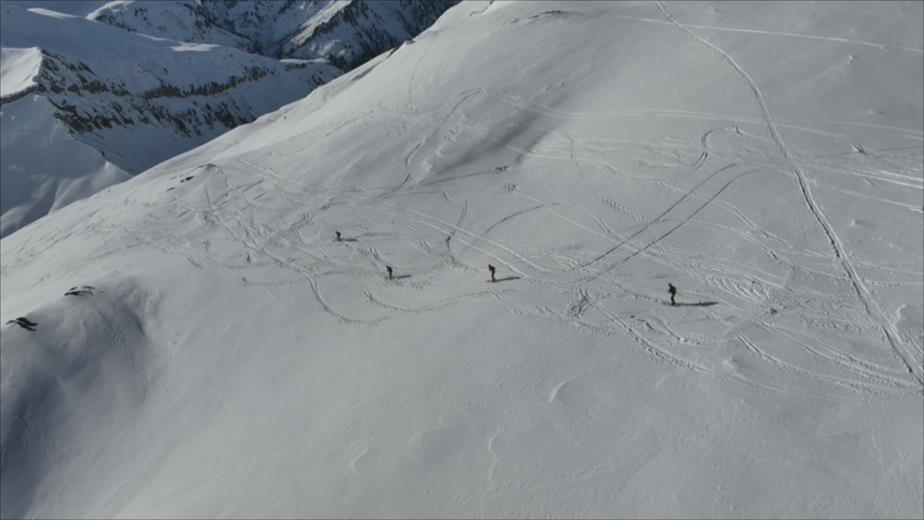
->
335 231 342 242
488 264 496 282
668 282 677 306
386 265 393 280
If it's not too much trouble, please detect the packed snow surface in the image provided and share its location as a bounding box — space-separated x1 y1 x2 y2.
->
1 1 922 518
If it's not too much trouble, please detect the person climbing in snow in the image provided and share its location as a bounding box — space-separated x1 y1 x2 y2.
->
488 264 496 283
335 231 342 242
668 282 677 306
386 265 393 280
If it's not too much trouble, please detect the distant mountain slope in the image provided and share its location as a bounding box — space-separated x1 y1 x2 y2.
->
0 93 131 237
87 0 457 69
1 1 921 519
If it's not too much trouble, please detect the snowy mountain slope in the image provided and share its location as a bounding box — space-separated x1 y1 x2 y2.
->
0 3 341 238
89 0 254 51
0 94 132 237
79 0 456 69
2 1 922 518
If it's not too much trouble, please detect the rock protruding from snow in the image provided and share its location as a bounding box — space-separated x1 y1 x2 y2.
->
1 278 158 519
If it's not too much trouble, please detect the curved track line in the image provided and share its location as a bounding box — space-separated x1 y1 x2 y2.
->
580 163 739 269
657 0 922 386
609 12 924 54
618 169 761 267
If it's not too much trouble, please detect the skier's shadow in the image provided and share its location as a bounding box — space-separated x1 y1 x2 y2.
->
491 276 522 283
392 274 411 280
336 238 359 242
669 301 719 307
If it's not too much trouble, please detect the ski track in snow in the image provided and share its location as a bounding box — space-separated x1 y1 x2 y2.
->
150 138 919 401
92 78 922 402
609 12 924 55
12 5 917 448
2 4 923 518
656 0 924 388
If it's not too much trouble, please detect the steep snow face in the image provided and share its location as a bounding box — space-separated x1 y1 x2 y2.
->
2 1 922 518
0 3 340 237
85 0 457 69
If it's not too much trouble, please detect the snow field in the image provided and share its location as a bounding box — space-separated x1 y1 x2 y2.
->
1 1 922 517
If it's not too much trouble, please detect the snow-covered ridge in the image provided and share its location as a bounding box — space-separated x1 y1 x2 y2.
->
1 1 922 518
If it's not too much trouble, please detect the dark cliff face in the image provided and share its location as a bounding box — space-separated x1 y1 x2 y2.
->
8 44 339 174
35 50 272 140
